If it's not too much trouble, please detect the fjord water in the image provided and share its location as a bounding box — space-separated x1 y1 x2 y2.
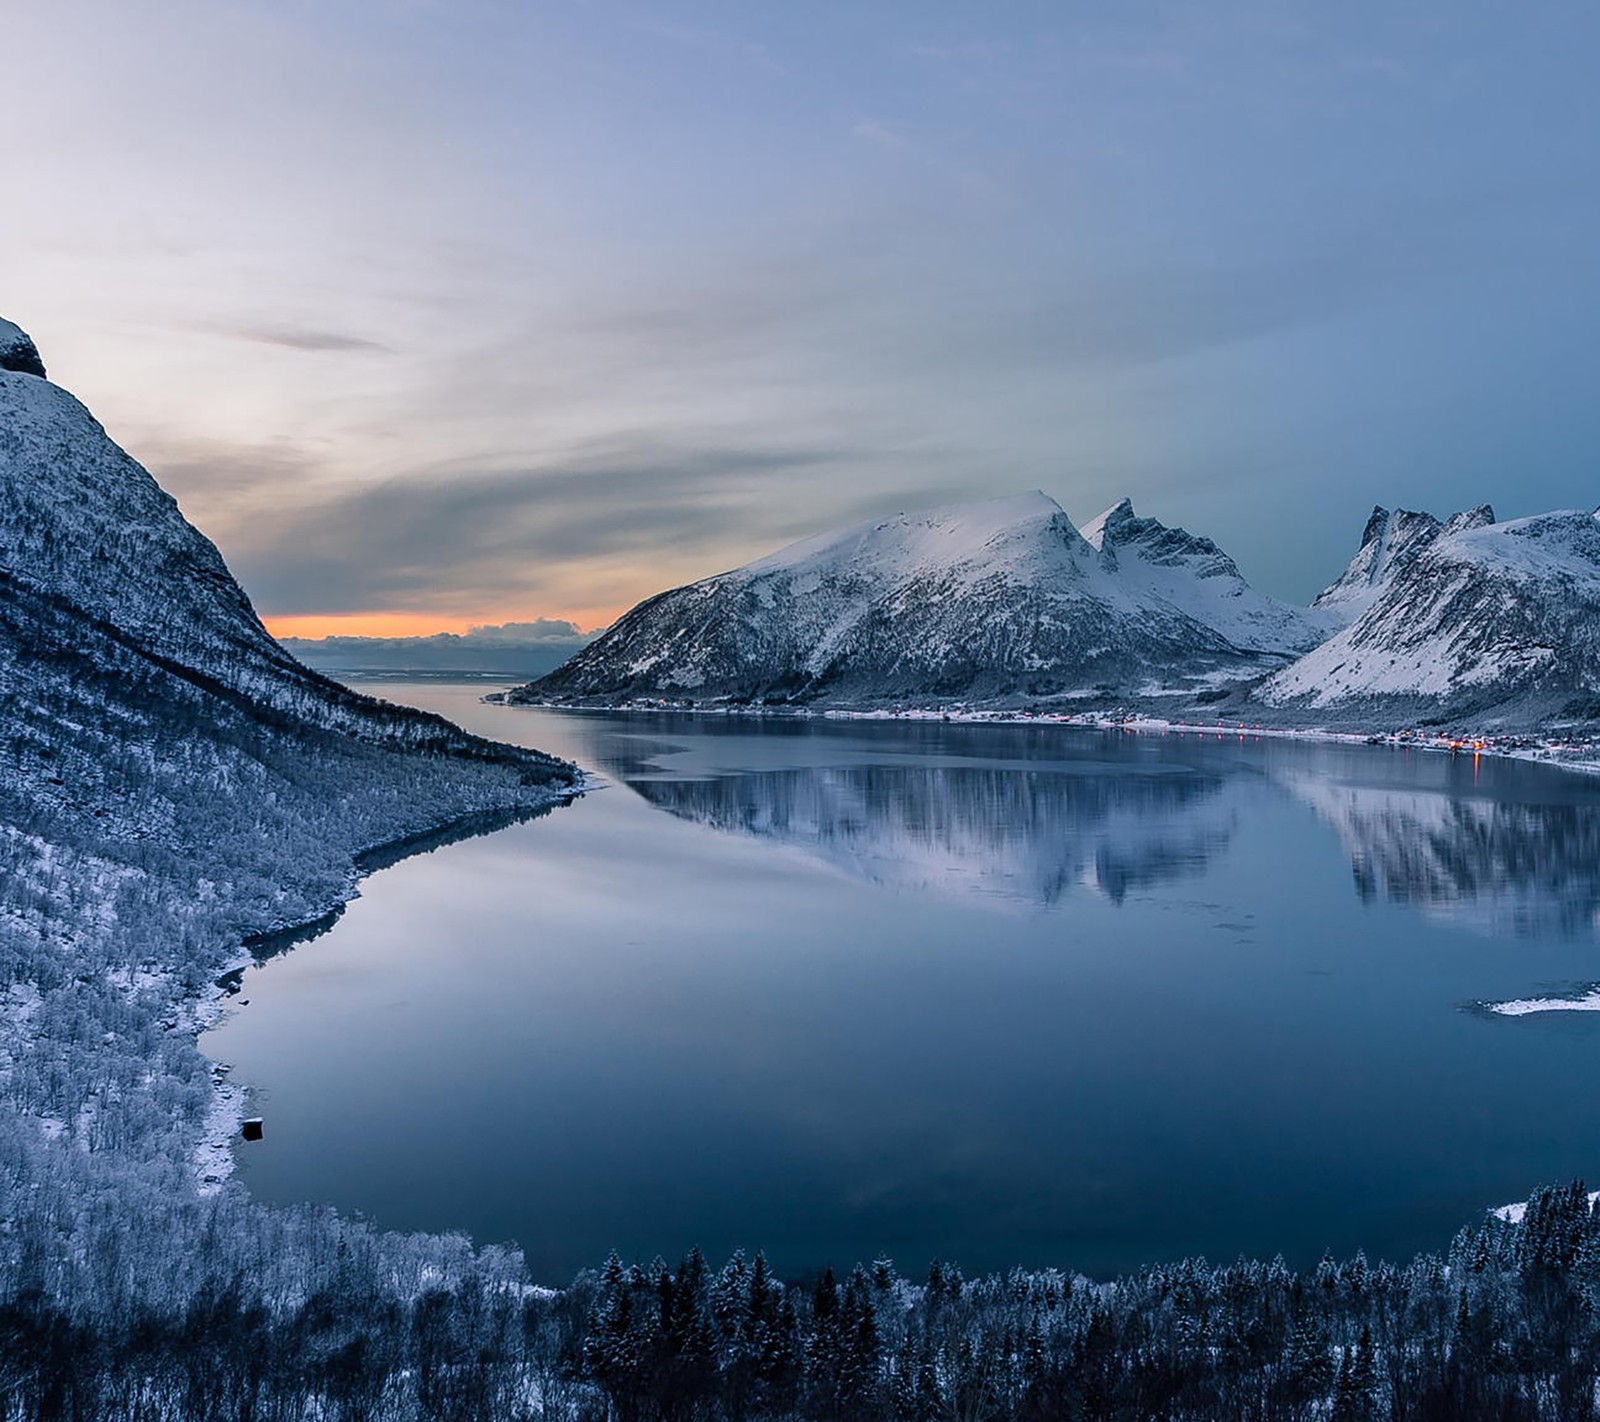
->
203 683 1600 1281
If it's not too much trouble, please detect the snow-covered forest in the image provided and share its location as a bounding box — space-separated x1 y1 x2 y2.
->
4 1169 1600 1420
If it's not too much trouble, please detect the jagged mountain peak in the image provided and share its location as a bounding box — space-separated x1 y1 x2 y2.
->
1442 503 1496 535
1080 497 1240 579
1079 497 1137 550
1358 505 1389 547
0 316 46 379
1311 505 1445 621
1077 496 1327 654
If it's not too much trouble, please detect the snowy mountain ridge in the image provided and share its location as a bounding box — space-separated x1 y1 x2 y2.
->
522 489 1600 732
1261 506 1600 722
1310 505 1455 622
524 491 1319 707
1083 496 1334 653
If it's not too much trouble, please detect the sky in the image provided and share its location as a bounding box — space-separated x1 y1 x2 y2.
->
5 1 1599 637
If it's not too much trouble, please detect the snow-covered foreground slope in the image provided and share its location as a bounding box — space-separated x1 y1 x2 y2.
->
524 492 1310 707
1262 507 1600 725
0 317 577 1341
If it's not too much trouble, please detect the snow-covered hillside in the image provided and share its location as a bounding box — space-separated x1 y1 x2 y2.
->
1262 507 1600 724
0 351 564 752
0 315 578 1356
523 492 1311 707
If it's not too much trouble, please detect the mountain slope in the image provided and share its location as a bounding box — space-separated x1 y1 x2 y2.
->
522 492 1309 707
0 345 579 758
1261 506 1600 724
0 315 576 1202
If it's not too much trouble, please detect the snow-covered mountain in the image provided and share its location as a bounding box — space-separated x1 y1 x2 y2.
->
1082 496 1333 652
0 315 589 1416
1262 505 1600 725
523 492 1314 707
0 325 577 761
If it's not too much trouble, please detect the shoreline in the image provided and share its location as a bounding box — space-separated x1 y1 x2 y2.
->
190 779 592 1193
500 694 1600 778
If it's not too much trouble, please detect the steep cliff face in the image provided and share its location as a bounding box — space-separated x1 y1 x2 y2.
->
1308 505 1464 623
0 317 45 377
522 492 1312 707
1261 506 1600 725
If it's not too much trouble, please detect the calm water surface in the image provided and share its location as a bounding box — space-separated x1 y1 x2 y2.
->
202 682 1600 1280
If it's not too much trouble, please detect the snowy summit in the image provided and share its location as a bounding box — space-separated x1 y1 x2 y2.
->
0 317 46 378
520 491 1313 707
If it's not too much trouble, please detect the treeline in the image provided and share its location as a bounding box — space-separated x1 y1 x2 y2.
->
3 1176 1599 1420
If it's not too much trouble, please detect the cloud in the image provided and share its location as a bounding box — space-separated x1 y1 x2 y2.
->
225 437 860 616
465 618 591 643
919 249 1420 372
852 122 909 150
134 435 334 533
278 617 596 675
285 616 594 649
160 222 1437 624
229 326 391 353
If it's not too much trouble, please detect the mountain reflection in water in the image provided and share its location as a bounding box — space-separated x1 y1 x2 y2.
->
1279 773 1600 939
591 720 1600 936
630 765 1232 906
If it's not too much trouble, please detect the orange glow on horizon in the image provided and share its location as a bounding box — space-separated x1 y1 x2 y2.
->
263 610 622 641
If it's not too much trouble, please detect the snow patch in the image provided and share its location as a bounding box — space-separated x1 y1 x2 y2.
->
1485 988 1600 1017
1492 1190 1600 1224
